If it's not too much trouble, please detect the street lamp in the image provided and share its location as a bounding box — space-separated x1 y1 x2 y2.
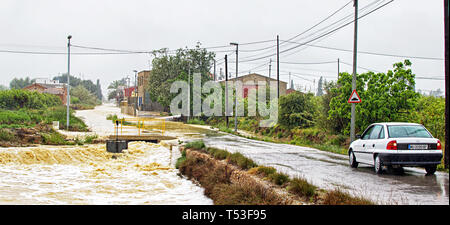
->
133 70 138 116
66 35 72 130
230 42 238 132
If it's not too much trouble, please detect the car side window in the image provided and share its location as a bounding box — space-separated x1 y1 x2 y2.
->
362 126 374 140
369 125 383 139
379 127 385 139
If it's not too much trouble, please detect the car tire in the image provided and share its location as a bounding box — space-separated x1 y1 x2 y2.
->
349 150 358 168
374 155 383 174
425 165 437 175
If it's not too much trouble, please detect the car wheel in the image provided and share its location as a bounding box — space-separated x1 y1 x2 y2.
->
349 150 358 168
374 155 383 174
425 165 437 175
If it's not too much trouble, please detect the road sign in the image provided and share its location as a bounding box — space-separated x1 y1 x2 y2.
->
348 89 361 103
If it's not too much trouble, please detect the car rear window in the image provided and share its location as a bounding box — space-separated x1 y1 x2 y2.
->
387 125 432 138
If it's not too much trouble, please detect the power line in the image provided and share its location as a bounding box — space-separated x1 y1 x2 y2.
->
240 0 394 63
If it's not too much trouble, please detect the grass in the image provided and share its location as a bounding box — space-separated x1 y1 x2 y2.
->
84 134 98 144
187 118 206 125
185 140 206 150
322 189 374 205
227 152 258 170
0 129 14 141
268 172 290 186
41 130 68 145
287 177 317 198
180 142 374 205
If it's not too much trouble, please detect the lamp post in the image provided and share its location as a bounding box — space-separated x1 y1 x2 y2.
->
230 42 238 132
66 35 72 130
134 70 138 117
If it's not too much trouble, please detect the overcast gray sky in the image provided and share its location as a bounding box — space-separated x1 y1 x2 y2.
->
0 0 445 96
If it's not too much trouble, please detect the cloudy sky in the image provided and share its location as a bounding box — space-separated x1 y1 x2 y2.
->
0 0 446 96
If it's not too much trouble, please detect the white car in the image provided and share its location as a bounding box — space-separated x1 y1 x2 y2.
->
348 122 443 175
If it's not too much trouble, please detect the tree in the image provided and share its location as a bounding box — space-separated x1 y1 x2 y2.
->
107 78 127 100
70 85 101 106
316 76 324 96
328 60 419 135
9 77 35 89
147 43 215 108
279 92 315 129
53 74 99 99
96 79 103 101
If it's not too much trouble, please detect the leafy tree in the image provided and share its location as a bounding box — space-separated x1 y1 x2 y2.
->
70 85 101 106
53 74 100 99
107 78 127 100
279 92 315 129
9 77 35 89
148 43 215 108
328 60 419 135
410 95 445 140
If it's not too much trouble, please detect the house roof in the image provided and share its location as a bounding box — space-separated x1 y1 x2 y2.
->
220 73 287 84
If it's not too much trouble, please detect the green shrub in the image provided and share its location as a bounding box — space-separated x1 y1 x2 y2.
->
0 129 14 141
0 89 61 110
41 131 67 145
287 177 316 198
84 134 98 144
227 152 258 170
268 172 290 185
185 140 206 150
175 150 187 169
207 147 230 160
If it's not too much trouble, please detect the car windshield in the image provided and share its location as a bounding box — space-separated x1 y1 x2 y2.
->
387 125 432 138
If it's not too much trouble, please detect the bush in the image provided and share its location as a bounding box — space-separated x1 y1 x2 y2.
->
41 131 67 145
207 147 230 160
185 140 206 150
279 92 315 129
84 134 98 144
175 150 187 169
227 152 258 170
287 177 316 198
0 129 14 141
268 172 290 185
0 89 61 110
322 189 374 205
248 166 276 177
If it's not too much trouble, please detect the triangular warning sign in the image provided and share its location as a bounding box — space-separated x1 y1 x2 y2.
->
348 90 361 103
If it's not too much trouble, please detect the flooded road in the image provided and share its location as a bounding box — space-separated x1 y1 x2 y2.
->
1 103 447 205
0 104 212 205
202 134 449 205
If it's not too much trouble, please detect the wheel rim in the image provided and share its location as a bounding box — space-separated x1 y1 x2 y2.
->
375 157 380 172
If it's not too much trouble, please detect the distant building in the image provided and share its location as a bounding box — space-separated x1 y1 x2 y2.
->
136 70 165 112
23 79 68 104
219 73 287 98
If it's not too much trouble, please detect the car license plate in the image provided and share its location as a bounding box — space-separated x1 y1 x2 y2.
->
408 144 428 150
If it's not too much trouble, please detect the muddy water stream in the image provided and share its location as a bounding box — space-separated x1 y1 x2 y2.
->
0 142 212 204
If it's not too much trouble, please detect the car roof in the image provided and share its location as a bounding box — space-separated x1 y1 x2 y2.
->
371 122 422 126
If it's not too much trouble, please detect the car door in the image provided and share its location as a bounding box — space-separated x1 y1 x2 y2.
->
354 125 374 163
362 125 384 164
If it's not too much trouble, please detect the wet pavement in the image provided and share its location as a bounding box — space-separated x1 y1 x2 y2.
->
201 133 449 205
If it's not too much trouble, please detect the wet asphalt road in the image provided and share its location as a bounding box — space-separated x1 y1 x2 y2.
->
201 133 449 205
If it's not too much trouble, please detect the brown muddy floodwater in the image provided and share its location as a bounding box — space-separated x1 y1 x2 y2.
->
0 142 212 205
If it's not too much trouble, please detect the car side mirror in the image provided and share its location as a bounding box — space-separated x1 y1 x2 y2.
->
356 134 361 139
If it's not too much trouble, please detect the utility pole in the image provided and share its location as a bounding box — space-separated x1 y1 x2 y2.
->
188 60 191 120
213 59 216 81
350 0 358 143
225 55 229 128
277 35 280 99
66 35 71 131
230 42 239 132
269 59 272 78
134 70 138 117
337 58 340 80
444 0 449 169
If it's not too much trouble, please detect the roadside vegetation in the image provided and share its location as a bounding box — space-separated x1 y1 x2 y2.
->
0 89 89 147
178 140 374 205
194 60 446 171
